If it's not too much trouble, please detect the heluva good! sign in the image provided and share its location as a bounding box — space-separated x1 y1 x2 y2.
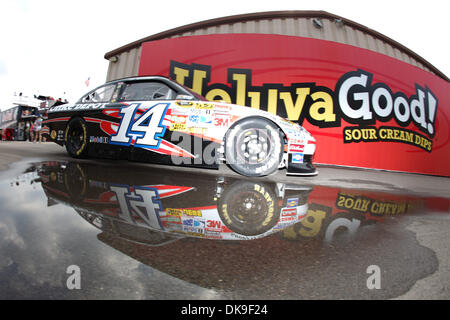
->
138 33 450 176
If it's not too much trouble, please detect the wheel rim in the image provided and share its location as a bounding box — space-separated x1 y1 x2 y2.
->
228 191 268 224
235 128 273 165
69 124 84 151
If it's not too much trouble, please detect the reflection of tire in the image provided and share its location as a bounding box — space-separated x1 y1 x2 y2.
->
64 162 87 201
218 181 280 236
225 117 283 177
65 117 89 158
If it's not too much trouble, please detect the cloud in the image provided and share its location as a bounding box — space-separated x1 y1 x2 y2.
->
0 0 448 110
0 60 7 76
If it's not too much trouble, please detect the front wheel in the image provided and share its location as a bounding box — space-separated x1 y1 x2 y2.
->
225 118 283 177
218 181 280 236
65 117 89 158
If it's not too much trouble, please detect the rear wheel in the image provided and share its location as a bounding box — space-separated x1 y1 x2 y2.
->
65 117 89 158
225 118 283 177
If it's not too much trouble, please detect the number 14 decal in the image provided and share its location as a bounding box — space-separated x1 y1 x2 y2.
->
110 103 169 148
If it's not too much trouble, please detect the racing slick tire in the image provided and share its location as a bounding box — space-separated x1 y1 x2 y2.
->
65 117 89 158
218 181 280 236
64 162 87 202
225 117 283 177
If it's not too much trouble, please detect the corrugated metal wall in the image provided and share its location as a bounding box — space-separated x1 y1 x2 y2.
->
106 16 431 81
106 47 141 82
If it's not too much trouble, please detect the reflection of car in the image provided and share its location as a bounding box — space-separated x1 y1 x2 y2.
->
42 76 317 176
37 161 312 242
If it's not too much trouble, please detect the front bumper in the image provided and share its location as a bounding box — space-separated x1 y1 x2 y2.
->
286 154 318 176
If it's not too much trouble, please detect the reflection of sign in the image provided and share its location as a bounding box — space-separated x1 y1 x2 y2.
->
139 34 450 176
281 185 446 243
336 192 408 216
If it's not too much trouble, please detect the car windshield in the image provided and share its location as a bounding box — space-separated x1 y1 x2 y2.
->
177 83 208 101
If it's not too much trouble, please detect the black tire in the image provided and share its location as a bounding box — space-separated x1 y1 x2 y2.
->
63 162 87 201
65 117 89 158
218 181 280 236
225 117 283 177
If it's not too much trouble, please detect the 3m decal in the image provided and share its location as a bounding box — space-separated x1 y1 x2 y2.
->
206 220 222 231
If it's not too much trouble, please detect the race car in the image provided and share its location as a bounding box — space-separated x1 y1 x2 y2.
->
43 76 317 177
36 160 312 241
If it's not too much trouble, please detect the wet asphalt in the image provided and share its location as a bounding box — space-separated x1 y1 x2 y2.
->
0 141 449 300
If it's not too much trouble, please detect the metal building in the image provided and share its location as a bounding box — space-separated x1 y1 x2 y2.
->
104 10 448 82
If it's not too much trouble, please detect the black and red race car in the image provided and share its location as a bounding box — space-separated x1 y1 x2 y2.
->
37 160 312 241
42 76 317 177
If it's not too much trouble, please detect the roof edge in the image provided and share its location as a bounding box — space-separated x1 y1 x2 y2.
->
104 10 449 82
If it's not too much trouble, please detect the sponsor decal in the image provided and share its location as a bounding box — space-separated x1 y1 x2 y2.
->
161 215 181 224
286 198 299 208
292 153 304 164
188 114 199 124
187 127 207 134
187 109 213 127
194 103 214 109
170 115 187 124
175 101 194 107
167 208 183 216
183 209 202 217
169 123 187 131
205 230 223 239
281 207 297 216
49 103 107 113
281 216 296 222
166 208 202 217
288 143 304 153
206 220 222 231
213 114 230 127
89 136 109 143
182 218 205 235
57 130 64 141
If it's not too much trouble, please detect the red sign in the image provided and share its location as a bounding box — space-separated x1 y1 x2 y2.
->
138 34 450 176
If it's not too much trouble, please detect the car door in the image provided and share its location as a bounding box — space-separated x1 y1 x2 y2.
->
108 80 196 164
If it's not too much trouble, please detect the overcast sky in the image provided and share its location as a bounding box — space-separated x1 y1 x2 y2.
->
0 0 448 110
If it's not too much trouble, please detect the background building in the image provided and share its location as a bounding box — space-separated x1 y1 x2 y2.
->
102 11 450 176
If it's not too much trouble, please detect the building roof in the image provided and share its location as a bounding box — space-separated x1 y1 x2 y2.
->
104 10 448 82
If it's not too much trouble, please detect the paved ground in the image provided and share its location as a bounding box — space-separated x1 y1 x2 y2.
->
1 141 448 197
0 141 448 300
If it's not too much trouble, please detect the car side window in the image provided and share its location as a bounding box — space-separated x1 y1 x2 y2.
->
80 84 116 103
119 82 176 101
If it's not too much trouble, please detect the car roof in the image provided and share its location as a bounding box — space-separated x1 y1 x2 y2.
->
106 75 171 85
